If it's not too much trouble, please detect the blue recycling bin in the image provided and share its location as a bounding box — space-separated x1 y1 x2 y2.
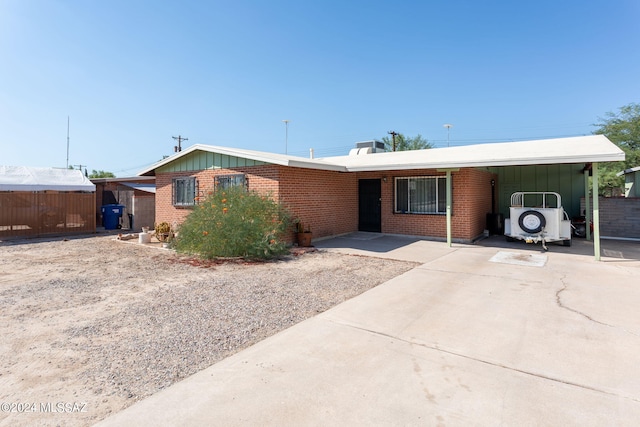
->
101 204 125 230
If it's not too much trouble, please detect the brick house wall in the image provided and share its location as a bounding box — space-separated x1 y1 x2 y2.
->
155 164 495 243
155 166 281 229
278 167 357 238
156 165 357 240
356 168 495 242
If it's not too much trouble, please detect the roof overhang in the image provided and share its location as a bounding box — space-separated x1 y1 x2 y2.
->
138 144 347 176
326 135 625 172
137 135 624 176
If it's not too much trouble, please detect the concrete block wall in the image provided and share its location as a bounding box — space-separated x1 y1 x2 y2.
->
581 197 640 239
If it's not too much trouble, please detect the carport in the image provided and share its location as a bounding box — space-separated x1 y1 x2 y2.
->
440 135 622 260
337 135 624 260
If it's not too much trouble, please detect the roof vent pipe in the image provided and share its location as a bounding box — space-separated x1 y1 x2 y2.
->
310 148 314 159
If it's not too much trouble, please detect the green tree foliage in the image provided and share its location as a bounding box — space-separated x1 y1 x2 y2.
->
593 103 640 195
89 170 116 178
381 133 433 151
173 186 291 260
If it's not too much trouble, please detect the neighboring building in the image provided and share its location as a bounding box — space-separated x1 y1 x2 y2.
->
138 135 624 244
617 166 640 198
91 176 156 231
0 166 96 239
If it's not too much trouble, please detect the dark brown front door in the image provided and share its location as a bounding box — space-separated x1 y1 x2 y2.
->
358 179 381 232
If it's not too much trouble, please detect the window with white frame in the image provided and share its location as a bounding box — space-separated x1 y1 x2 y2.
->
172 177 198 206
395 176 447 214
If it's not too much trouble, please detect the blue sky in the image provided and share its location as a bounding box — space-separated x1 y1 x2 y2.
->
2 1 639 176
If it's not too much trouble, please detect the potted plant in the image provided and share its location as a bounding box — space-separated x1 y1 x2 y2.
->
154 222 173 243
295 220 313 247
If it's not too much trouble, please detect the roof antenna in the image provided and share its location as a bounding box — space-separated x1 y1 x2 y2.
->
66 116 70 168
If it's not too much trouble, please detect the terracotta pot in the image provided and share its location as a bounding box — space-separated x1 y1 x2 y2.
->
297 232 313 247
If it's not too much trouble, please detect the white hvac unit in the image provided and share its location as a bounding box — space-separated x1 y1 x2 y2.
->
504 192 572 250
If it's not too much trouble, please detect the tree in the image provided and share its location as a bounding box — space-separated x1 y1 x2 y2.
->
381 133 433 152
89 170 116 178
593 103 640 195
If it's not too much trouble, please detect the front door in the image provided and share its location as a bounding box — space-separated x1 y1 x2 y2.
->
359 179 381 232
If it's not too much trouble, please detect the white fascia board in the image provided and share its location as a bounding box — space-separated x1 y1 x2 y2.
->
330 135 625 171
138 144 348 175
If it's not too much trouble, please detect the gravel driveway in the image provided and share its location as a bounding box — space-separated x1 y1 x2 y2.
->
0 235 417 426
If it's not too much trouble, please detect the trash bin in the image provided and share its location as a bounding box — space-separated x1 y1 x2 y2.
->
101 204 125 230
486 212 504 235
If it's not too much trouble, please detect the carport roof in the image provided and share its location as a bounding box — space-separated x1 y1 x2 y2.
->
0 166 96 192
138 135 624 176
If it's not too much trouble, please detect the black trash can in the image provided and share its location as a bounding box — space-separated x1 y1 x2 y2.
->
486 213 504 235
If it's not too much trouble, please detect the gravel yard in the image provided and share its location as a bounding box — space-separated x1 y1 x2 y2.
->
0 234 418 426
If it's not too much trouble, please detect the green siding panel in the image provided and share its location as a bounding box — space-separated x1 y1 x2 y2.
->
157 151 268 173
489 164 586 218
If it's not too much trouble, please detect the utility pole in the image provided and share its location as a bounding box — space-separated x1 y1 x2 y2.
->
172 135 188 152
388 131 398 151
73 164 88 177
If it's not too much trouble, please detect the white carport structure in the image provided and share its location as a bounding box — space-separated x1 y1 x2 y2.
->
325 135 624 260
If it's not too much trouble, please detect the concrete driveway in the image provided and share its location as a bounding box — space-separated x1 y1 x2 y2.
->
97 234 640 426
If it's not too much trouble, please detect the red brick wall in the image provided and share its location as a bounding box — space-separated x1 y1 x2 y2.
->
357 168 495 241
278 167 358 238
155 166 281 229
156 165 494 242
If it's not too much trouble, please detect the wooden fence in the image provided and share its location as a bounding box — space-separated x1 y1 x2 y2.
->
0 191 96 238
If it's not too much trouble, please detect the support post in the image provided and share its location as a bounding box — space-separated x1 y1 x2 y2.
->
438 168 458 247
592 163 600 261
584 169 591 241
446 170 452 247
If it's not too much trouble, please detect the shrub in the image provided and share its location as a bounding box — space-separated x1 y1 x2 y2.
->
173 186 291 260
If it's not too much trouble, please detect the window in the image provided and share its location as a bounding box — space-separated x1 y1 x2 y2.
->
173 177 197 206
395 176 447 214
215 174 246 190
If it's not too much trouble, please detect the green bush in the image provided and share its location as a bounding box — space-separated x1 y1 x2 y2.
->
173 186 291 260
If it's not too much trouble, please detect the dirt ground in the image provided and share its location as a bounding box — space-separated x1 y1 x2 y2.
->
0 234 418 427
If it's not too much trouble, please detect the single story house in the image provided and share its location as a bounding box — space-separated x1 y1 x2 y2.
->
91 176 156 231
0 166 96 238
139 135 624 259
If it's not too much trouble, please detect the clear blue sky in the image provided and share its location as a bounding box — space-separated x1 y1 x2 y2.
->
2 0 639 176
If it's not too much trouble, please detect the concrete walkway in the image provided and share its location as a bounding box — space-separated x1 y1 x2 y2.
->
97 234 640 426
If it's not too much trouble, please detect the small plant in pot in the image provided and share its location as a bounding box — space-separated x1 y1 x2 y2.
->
154 222 173 243
295 220 313 247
